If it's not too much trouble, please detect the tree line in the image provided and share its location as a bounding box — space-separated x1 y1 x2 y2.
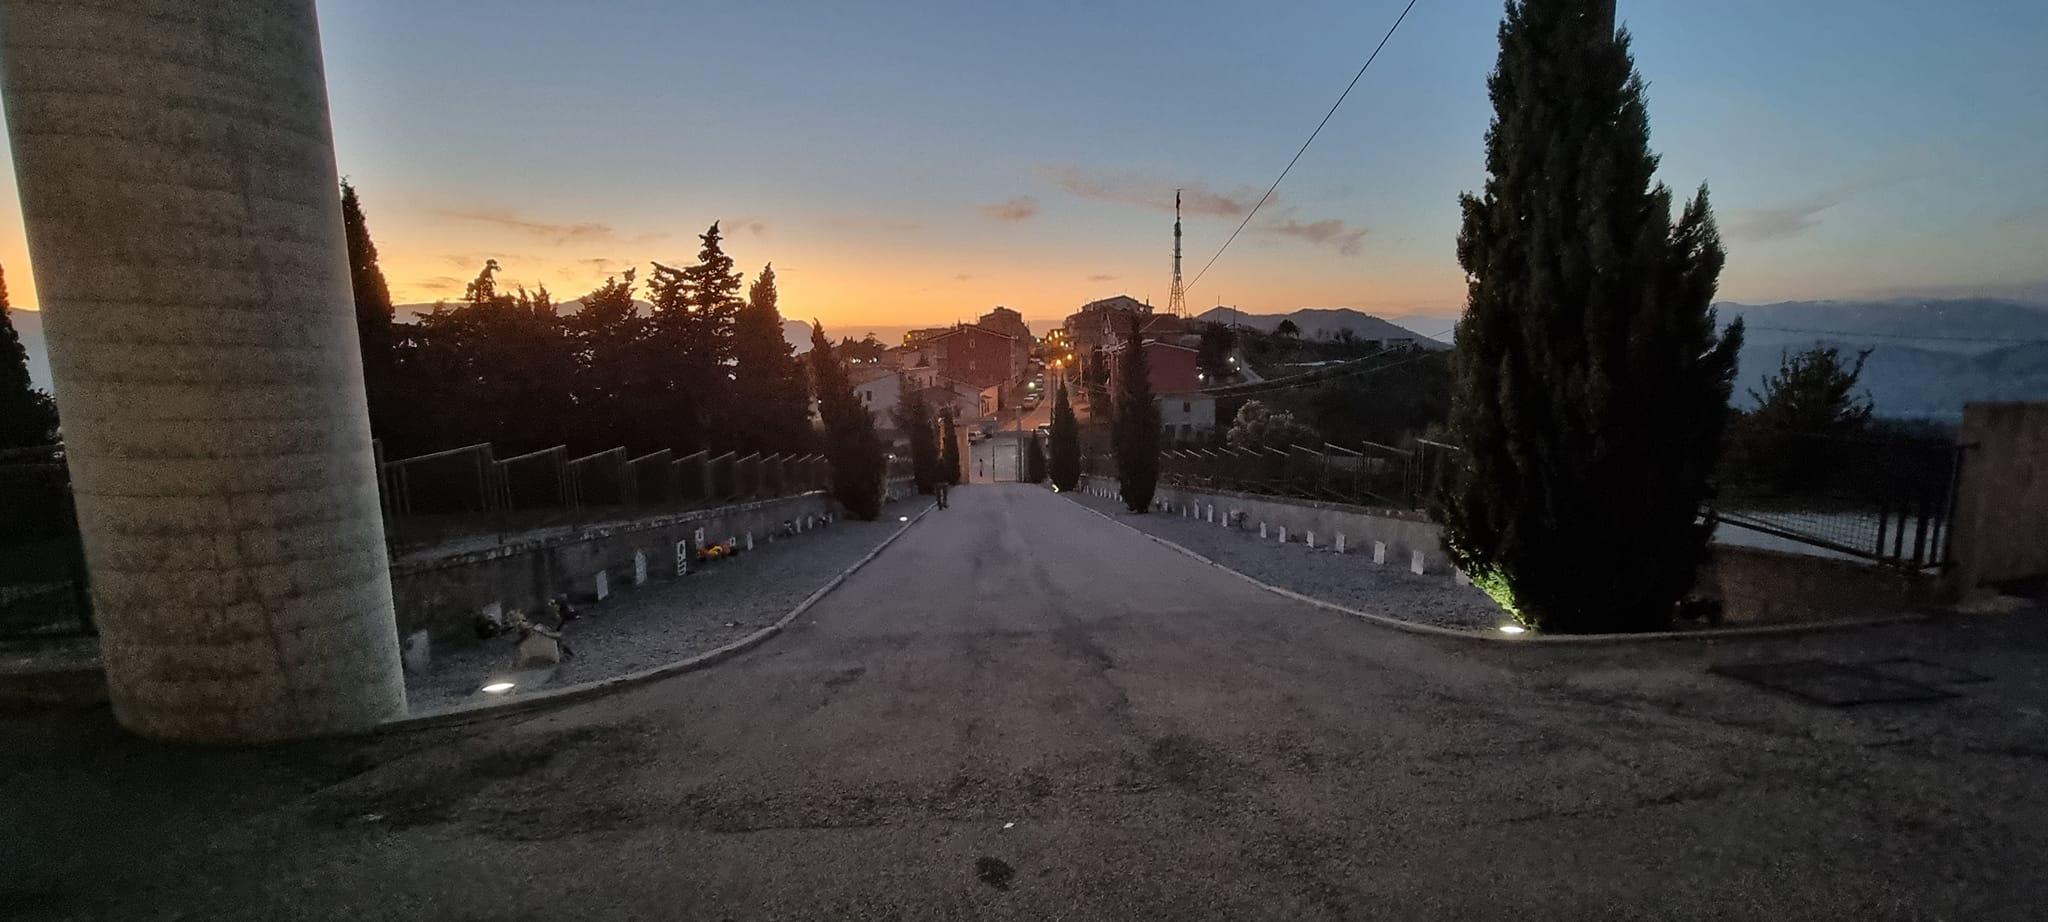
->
344 183 883 518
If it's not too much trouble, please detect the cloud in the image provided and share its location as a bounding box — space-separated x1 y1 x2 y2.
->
1036 164 1260 217
415 275 466 293
953 273 975 281
434 208 669 246
725 218 770 237
978 196 1039 221
1726 166 1924 242
1088 274 1119 282
1261 217 1368 255
825 216 922 233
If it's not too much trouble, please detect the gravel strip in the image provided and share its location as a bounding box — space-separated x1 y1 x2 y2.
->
406 498 928 711
1067 490 1508 632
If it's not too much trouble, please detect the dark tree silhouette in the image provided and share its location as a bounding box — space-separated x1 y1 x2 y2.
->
1112 314 1160 512
0 266 58 449
891 384 940 494
564 268 644 454
644 223 744 452
731 264 811 453
1441 0 1742 633
1048 382 1081 491
340 181 402 445
1275 318 1300 338
1725 346 1874 492
809 322 883 519
938 411 962 485
1196 322 1237 382
404 260 576 454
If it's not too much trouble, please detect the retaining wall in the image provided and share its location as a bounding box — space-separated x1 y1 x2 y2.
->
1086 476 1936 625
390 492 833 642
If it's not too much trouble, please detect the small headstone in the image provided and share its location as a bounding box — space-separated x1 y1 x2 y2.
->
674 540 690 577
1306 531 1316 549
517 631 562 668
746 531 755 551
401 630 431 675
1260 522 1269 539
1277 526 1288 544
1373 542 1387 565
633 551 648 586
694 527 707 545
1206 505 1215 523
593 570 609 601
1411 550 1426 575
1335 533 1346 554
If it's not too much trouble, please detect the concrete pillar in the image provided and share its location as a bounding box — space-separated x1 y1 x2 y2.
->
0 1 406 740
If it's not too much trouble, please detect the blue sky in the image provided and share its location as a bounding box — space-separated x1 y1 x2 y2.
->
2 0 2043 328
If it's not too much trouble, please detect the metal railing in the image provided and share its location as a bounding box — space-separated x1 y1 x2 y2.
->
377 440 832 554
1712 428 1960 570
1122 439 1457 511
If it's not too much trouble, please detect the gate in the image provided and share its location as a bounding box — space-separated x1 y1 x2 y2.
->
1712 429 1960 570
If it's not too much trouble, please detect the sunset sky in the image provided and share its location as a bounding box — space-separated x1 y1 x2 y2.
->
1 0 2043 333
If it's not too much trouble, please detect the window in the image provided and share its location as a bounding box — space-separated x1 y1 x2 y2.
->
1182 401 1191 413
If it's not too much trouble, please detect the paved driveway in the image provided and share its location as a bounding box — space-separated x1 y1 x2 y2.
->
5 484 2046 920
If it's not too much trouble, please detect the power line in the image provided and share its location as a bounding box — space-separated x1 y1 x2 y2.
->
1741 325 2048 345
1184 0 1422 293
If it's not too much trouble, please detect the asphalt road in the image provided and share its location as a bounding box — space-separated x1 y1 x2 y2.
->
6 484 2048 920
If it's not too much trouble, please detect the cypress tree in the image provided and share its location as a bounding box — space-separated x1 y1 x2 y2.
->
340 181 401 445
0 266 59 449
1443 0 1742 633
732 264 811 453
645 223 743 452
565 269 643 454
1048 382 1081 491
938 412 962 485
809 322 883 519
1112 313 1160 512
891 384 940 494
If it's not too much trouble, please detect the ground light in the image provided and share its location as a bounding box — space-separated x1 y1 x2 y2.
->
480 681 517 694
899 516 909 522
1497 624 1527 635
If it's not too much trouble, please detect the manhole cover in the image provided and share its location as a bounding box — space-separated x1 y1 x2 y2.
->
1856 657 1990 687
1708 659 1955 706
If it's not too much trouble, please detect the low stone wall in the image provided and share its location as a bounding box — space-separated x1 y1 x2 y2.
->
1084 477 1448 573
390 492 834 643
1701 545 1937 625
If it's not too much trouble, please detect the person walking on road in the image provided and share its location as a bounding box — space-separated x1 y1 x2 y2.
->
935 479 950 510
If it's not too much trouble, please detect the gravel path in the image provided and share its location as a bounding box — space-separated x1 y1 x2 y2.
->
1066 489 1508 631
405 497 929 711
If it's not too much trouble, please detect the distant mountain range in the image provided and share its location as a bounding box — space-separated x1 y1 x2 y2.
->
1194 306 1450 349
1718 299 2048 419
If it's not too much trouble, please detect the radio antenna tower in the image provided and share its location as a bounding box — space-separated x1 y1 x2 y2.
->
1167 189 1187 318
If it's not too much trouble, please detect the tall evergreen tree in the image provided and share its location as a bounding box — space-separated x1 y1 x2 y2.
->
1112 314 1161 512
731 264 811 453
645 223 744 452
1442 0 1742 633
1048 382 1081 491
809 322 883 519
340 181 402 445
565 268 644 453
406 260 576 454
891 384 940 494
0 266 59 449
1725 346 1873 493
938 411 962 486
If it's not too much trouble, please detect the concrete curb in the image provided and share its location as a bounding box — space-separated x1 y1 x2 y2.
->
379 502 936 733
1064 495 1927 646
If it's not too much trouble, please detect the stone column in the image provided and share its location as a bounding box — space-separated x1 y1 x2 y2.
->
1 0 406 740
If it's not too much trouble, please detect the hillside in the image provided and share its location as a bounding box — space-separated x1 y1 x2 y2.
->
1193 306 1447 349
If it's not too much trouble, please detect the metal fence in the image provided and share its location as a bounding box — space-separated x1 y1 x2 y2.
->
377 440 832 553
0 445 93 639
1713 428 1960 570
1125 439 1459 511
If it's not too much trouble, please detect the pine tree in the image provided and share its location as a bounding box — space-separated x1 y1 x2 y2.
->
340 181 401 445
732 264 811 453
891 384 940 494
938 412 962 485
1726 346 1873 493
645 223 744 452
1112 313 1160 512
1442 0 1742 633
1048 382 1081 491
0 266 59 449
1025 432 1047 484
809 322 883 519
565 269 643 453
